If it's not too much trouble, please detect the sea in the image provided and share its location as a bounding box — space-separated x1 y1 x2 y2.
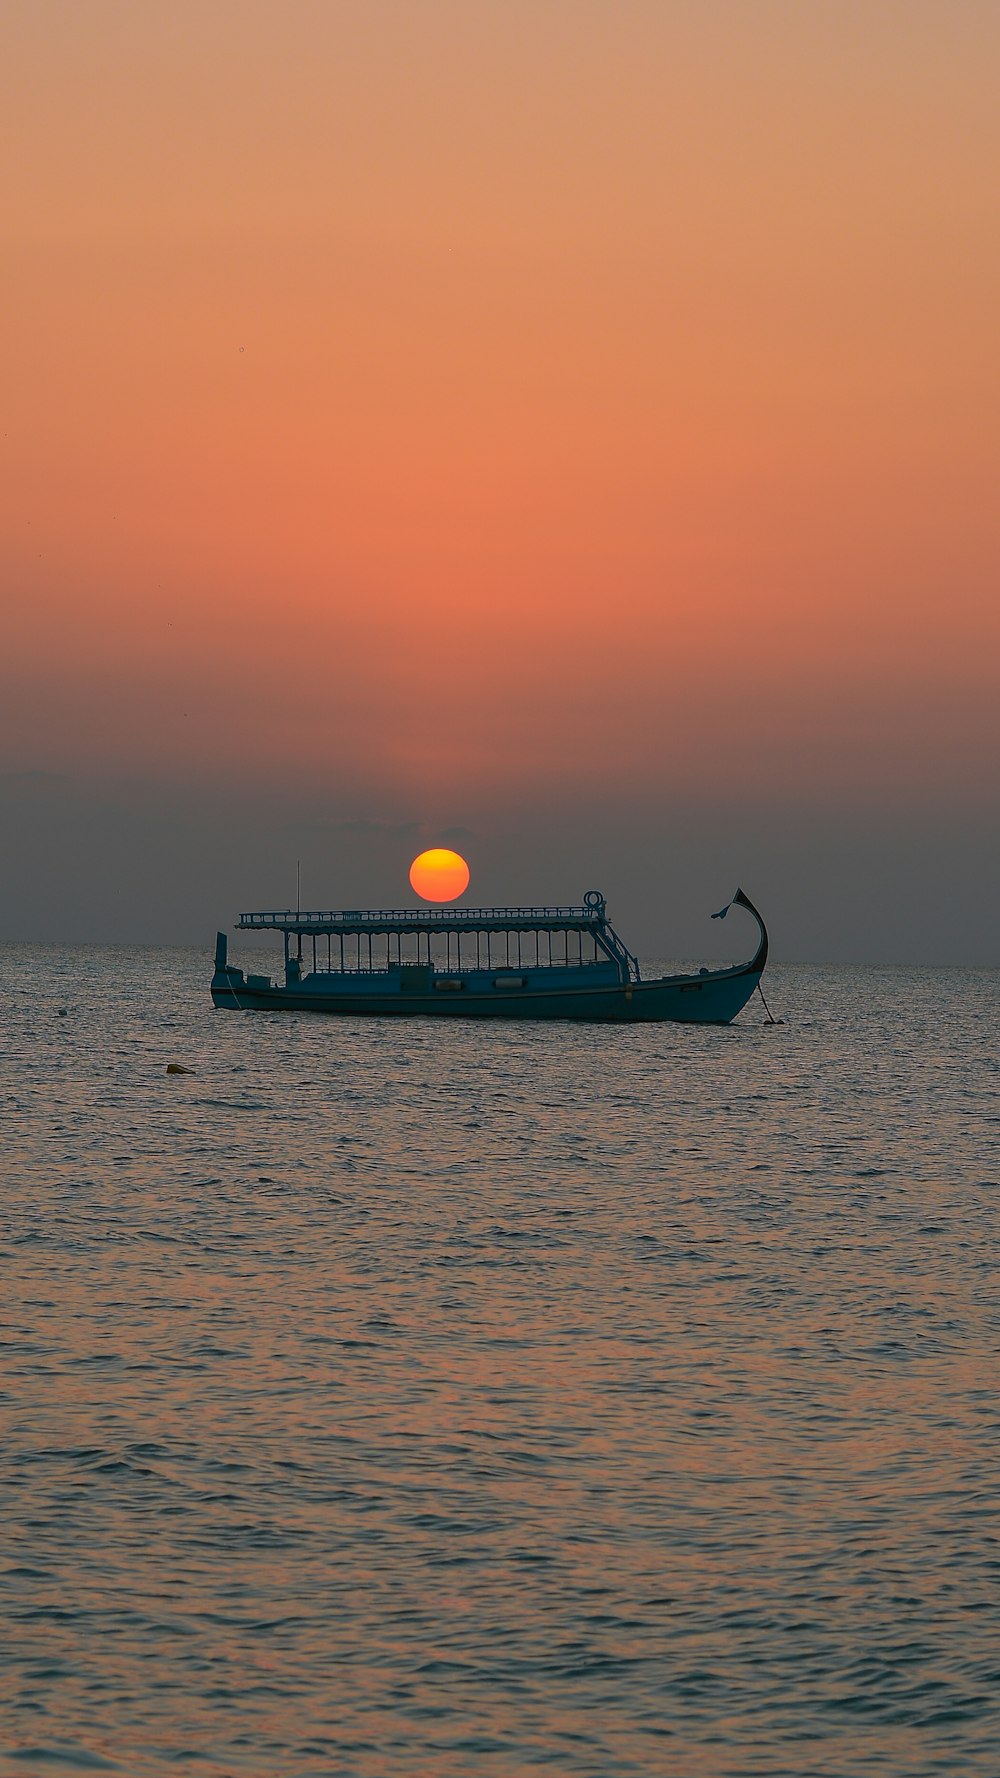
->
2 946 999 1778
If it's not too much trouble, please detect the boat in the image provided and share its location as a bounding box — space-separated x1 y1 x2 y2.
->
210 887 768 1024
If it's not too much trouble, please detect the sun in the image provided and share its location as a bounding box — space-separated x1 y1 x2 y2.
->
409 848 470 903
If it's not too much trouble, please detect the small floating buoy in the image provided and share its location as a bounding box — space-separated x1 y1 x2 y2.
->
165 1063 194 1075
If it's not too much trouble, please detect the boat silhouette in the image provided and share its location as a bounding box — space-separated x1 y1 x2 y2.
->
211 888 768 1024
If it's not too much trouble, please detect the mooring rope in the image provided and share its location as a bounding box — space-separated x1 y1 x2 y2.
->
757 980 783 1025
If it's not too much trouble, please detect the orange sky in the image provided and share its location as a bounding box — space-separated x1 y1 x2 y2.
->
2 2 999 946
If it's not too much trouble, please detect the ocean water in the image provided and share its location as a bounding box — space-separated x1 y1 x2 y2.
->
2 945 999 1778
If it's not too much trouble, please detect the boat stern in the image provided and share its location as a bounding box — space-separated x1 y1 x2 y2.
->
211 931 247 1007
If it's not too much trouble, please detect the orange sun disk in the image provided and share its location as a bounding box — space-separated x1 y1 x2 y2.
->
409 848 471 903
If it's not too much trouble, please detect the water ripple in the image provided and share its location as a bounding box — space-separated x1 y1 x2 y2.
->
1 947 999 1775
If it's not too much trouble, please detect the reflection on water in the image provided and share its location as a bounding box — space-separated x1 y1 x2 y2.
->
2 947 999 1775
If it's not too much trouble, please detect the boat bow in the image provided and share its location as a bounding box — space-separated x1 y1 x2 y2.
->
727 886 768 974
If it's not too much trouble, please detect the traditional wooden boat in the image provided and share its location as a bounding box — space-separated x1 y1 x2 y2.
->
210 888 768 1024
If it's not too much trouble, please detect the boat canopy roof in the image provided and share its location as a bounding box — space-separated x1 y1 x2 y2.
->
239 894 613 938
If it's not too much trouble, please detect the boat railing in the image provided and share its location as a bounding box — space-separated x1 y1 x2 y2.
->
239 904 603 928
297 957 616 976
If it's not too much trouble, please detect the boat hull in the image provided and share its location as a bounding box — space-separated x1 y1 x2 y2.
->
211 965 763 1024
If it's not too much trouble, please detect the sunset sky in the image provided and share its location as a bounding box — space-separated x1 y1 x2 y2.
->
3 1 998 958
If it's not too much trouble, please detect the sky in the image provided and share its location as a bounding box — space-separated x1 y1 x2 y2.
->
2 0 998 960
